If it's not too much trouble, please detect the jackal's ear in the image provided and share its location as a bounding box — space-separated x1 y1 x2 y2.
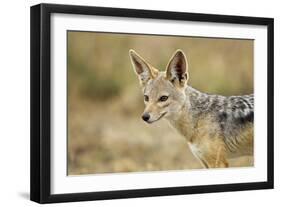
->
166 50 189 88
129 50 158 86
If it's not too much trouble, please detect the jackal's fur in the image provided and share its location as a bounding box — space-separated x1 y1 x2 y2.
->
129 49 254 168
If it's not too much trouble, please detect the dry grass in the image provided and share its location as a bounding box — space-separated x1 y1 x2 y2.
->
67 32 253 175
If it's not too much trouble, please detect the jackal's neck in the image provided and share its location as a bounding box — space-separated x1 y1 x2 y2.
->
165 87 196 141
186 86 209 103
166 86 208 141
186 86 211 114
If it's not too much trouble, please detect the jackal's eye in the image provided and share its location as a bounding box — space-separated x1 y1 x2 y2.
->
144 95 149 102
159 95 169 102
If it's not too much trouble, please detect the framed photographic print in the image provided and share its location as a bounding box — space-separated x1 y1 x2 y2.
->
30 3 274 203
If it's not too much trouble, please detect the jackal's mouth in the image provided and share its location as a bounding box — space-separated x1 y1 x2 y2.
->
147 112 167 123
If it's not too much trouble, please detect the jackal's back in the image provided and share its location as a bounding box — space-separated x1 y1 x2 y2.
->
188 87 254 156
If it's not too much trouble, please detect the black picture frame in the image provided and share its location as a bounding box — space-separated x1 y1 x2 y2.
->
30 3 274 204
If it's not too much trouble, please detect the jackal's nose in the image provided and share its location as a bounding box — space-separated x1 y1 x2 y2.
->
142 113 150 122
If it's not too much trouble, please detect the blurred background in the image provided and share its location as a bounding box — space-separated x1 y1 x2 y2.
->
67 31 253 175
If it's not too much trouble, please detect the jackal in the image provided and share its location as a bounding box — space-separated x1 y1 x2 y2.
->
129 49 253 168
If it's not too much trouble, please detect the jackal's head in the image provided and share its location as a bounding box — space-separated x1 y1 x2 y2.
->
129 49 189 123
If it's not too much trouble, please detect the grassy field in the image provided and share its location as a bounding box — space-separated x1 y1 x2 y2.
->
67 32 254 175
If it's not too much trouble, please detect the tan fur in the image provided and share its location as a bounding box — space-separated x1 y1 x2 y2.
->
170 111 229 168
226 123 253 158
188 115 229 168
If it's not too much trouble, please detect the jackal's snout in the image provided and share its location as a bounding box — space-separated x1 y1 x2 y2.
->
142 113 150 122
